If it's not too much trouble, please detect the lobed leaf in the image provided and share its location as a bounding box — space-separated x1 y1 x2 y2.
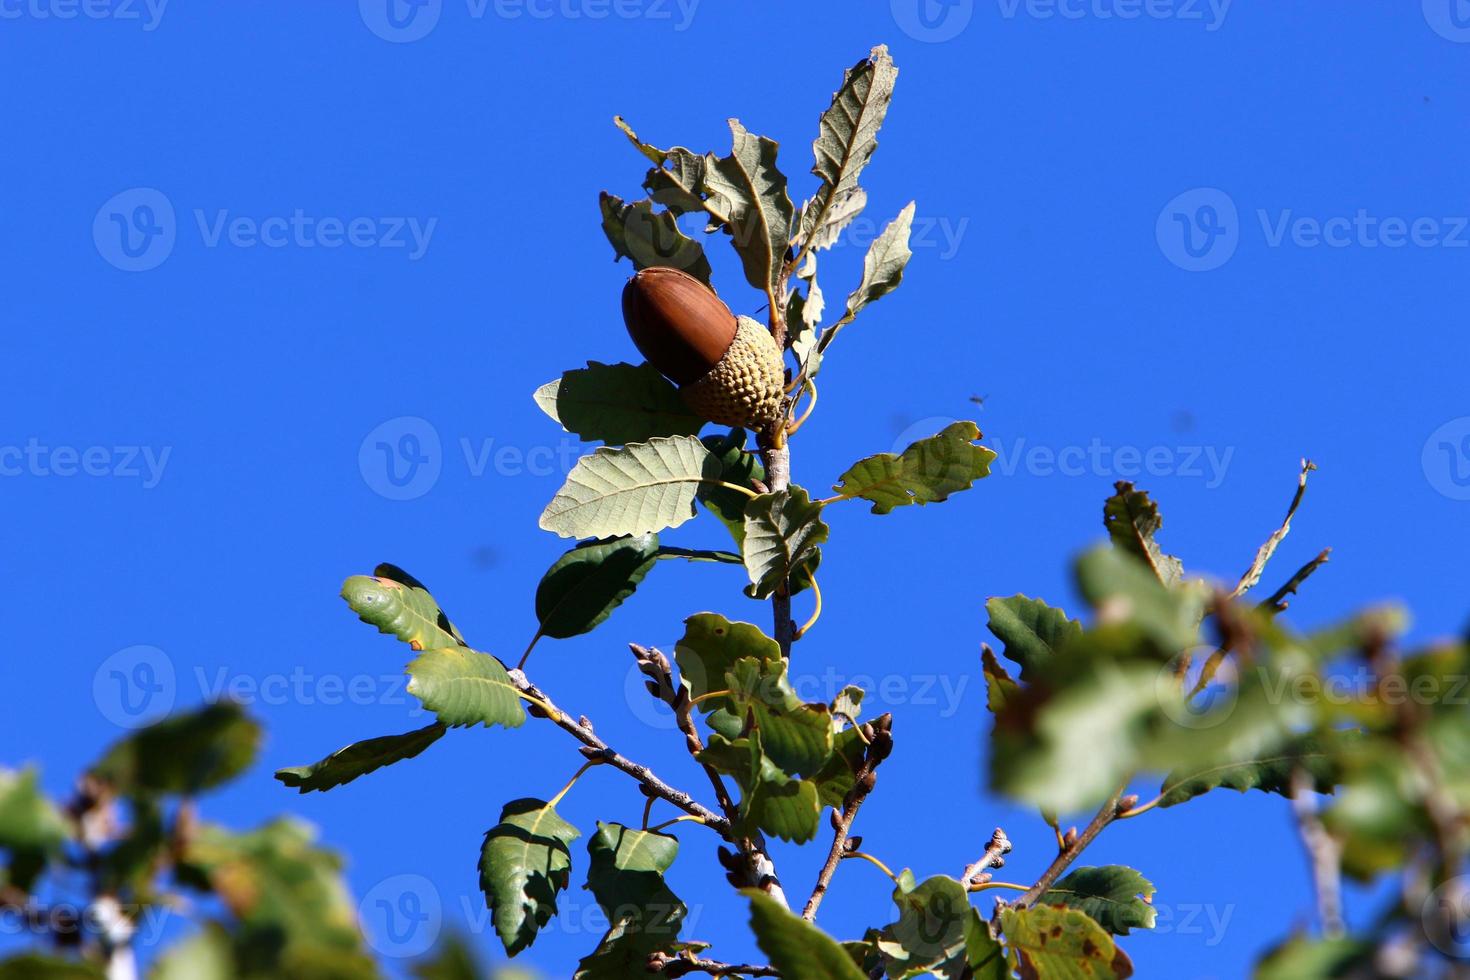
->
702 120 795 296
1041 866 1157 936
1103 482 1184 587
406 648 526 730
741 486 830 599
480 798 581 956
799 44 896 254
341 564 466 651
986 595 1082 684
1157 733 1353 809
832 421 995 514
999 904 1134 979
598 192 713 286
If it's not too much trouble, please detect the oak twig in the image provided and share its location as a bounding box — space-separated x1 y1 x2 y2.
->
962 828 1013 889
507 668 730 835
649 951 781 977
1290 767 1345 938
802 714 894 920
1259 548 1332 614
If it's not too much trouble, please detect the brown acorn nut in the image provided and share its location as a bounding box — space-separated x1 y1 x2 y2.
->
622 267 785 429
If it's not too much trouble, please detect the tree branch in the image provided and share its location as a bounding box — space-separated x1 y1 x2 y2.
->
962 828 1014 889
1007 790 1131 913
802 713 893 920
507 668 731 836
649 951 781 977
1290 767 1344 938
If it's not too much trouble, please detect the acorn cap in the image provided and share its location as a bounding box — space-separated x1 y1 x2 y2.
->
622 267 738 385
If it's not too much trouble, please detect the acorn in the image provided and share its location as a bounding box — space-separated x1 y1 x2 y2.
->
622 267 785 429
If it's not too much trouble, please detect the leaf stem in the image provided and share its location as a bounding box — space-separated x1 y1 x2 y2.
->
846 850 899 884
1116 795 1162 820
786 379 818 435
714 480 760 500
647 814 707 833
547 760 597 809
793 575 822 640
516 630 544 671
688 689 734 708
970 881 1028 893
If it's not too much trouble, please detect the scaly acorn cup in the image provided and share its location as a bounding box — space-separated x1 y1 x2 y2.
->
622 267 785 429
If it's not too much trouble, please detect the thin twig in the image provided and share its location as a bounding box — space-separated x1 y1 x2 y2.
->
802 714 893 920
507 668 731 835
1007 789 1130 914
1290 767 1345 938
629 643 788 908
961 828 1013 888
1259 548 1332 614
648 951 781 977
1233 458 1316 598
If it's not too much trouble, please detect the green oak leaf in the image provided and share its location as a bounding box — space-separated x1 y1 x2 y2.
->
341 563 466 651
1158 733 1354 809
534 361 703 446
814 202 916 363
1253 935 1378 980
0 768 70 852
985 595 1082 684
725 658 834 777
1074 547 1205 654
534 534 662 640
0 955 106 979
832 421 995 514
1103 482 1184 587
91 702 261 798
575 823 685 979
699 732 822 843
540 436 720 540
675 613 783 706
875 873 975 979
701 120 795 295
1000 904 1134 979
480 798 581 956
747 891 868 980
799 44 896 254
405 648 526 730
981 648 1019 714
598 192 713 286
274 724 447 794
742 486 829 600
1041 866 1157 936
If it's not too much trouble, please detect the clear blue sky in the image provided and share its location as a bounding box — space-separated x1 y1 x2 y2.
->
4 3 1469 976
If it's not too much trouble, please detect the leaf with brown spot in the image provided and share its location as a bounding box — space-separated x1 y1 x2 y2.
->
1000 904 1133 979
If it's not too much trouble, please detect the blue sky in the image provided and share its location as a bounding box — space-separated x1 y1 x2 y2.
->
3 2 1469 976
